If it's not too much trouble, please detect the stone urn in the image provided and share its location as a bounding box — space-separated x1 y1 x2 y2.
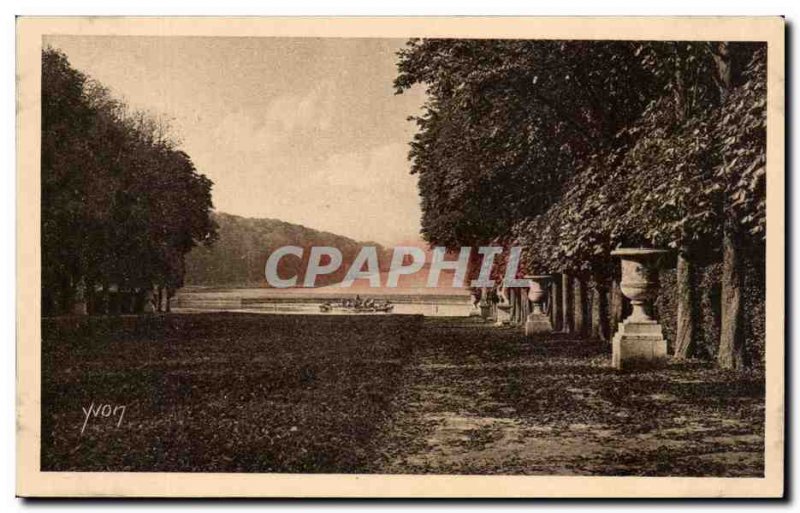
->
524 275 553 336
610 248 669 370
495 284 512 326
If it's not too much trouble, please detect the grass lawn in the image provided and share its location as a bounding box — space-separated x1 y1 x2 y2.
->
42 313 420 472
41 313 764 476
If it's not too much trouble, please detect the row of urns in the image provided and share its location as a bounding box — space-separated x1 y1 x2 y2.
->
487 248 669 371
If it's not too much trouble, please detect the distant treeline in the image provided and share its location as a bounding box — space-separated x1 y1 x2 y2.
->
42 48 217 316
184 212 392 288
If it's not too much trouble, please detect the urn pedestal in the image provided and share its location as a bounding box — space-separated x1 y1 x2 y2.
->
524 275 553 336
495 285 512 326
469 291 482 317
610 248 668 370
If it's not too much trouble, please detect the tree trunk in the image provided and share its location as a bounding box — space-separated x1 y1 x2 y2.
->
551 275 563 332
573 277 584 335
508 288 517 324
580 279 590 336
100 283 109 315
85 278 96 315
156 286 163 313
712 42 747 370
573 277 590 336
718 225 746 369
611 278 624 335
71 277 88 315
507 287 515 324
58 274 74 316
601 284 611 341
590 285 601 340
132 289 144 314
514 287 524 325
562 272 574 334
591 281 610 341
120 289 131 314
166 288 173 313
674 250 696 359
526 289 533 320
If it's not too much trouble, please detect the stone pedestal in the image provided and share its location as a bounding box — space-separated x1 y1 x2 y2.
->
611 318 667 370
469 291 482 317
524 275 552 336
610 248 669 370
496 304 511 326
525 310 552 335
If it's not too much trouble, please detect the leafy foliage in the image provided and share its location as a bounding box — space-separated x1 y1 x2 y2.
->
395 39 657 249
401 41 767 279
715 50 767 240
41 48 217 314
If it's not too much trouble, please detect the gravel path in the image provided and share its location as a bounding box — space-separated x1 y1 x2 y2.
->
372 317 765 476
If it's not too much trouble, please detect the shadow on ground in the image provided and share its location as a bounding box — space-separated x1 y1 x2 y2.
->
371 317 764 477
41 313 764 476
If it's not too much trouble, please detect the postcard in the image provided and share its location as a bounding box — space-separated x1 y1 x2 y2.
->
16 16 785 498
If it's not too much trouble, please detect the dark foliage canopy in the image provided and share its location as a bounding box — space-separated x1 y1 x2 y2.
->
42 48 217 314
396 40 766 278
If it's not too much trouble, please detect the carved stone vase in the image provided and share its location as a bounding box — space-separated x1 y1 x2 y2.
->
469 290 482 317
610 248 669 370
524 275 553 336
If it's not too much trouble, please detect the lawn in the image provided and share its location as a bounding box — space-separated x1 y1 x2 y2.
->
41 313 765 476
41 313 420 472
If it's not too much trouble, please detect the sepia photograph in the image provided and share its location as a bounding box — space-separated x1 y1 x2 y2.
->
15 16 785 498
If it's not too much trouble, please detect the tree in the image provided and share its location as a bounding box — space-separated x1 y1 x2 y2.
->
41 47 218 316
395 39 657 250
41 48 97 314
511 42 763 367
398 39 767 368
714 45 767 369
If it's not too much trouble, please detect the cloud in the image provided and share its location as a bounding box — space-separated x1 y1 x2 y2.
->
203 80 337 158
45 36 428 246
282 143 422 244
263 81 336 134
181 80 422 246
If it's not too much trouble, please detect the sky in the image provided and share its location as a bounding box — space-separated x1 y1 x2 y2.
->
46 36 428 246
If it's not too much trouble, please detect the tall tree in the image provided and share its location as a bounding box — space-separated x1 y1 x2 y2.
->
395 39 656 249
397 40 766 367
41 47 218 316
714 45 767 369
